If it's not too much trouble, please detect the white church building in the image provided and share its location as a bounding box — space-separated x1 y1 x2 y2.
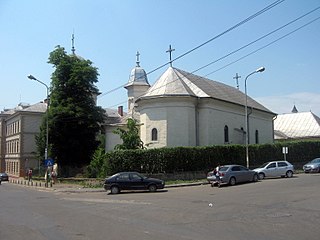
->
104 56 276 151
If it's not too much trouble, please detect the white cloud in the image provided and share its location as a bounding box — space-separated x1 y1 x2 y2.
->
255 92 320 116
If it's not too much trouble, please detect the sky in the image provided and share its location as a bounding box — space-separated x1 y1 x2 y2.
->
1 0 320 116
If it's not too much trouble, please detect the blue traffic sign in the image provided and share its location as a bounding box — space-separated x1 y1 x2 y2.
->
45 158 54 166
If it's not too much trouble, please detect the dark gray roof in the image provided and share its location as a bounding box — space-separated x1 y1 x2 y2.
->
103 108 127 125
139 67 274 114
1 102 46 114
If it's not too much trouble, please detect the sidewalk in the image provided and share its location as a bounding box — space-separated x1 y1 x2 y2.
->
9 177 208 193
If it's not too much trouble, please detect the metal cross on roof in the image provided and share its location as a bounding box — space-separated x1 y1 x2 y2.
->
166 45 175 67
136 51 140 67
233 73 241 90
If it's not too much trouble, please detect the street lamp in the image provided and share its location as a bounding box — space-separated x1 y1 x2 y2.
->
27 75 49 174
244 67 265 168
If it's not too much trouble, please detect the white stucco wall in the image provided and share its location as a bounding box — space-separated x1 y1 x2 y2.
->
198 99 246 145
138 97 197 148
248 110 275 144
105 125 123 152
198 99 274 145
138 97 275 149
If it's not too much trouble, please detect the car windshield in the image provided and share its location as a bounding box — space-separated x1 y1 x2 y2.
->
311 158 320 163
259 162 270 168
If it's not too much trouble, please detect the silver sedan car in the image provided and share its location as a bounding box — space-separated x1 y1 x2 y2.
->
303 158 320 173
213 165 259 187
253 161 294 179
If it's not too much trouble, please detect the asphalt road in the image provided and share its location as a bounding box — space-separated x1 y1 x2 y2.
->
1 174 320 240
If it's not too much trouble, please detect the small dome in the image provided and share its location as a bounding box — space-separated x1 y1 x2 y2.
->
127 66 149 86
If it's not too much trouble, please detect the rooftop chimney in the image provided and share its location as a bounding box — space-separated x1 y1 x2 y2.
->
118 106 123 116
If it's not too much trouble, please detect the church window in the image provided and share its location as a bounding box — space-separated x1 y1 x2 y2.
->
151 128 158 141
224 125 229 143
255 130 259 144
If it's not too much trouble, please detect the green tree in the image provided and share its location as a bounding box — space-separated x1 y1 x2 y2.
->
39 46 105 168
87 133 107 177
113 118 144 150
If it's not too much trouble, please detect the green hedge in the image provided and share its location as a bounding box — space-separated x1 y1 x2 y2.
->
89 141 320 176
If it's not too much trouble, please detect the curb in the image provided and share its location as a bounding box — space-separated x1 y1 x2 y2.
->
8 178 209 193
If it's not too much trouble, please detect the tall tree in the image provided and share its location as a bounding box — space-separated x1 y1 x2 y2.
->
43 46 105 167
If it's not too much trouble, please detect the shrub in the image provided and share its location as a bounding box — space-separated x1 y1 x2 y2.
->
90 141 320 177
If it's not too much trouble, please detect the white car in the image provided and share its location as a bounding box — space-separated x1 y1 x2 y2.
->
253 161 294 180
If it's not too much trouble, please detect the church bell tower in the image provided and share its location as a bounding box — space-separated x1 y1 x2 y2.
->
124 51 150 113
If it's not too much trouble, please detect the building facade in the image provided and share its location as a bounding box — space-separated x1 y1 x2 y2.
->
0 102 46 177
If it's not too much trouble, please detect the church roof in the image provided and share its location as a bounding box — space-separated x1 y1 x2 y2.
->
139 67 273 114
274 111 320 139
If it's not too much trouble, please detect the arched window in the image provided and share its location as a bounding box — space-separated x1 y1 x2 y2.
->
255 130 259 144
224 125 229 143
151 128 158 141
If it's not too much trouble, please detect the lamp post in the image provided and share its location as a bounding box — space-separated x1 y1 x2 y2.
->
244 67 265 168
27 75 49 174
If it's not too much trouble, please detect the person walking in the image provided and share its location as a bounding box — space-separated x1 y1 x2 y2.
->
211 164 221 187
28 169 33 182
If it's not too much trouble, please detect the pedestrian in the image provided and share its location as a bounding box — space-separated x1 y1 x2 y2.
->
28 169 33 182
51 163 58 184
212 163 221 187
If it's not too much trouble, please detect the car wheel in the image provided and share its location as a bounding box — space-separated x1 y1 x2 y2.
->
258 173 265 180
110 186 120 194
148 184 157 192
253 174 259 182
229 177 236 186
286 170 293 178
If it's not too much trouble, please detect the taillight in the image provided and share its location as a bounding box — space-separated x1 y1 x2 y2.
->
220 172 225 176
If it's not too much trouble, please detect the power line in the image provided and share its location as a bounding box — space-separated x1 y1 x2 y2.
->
205 15 320 77
171 0 285 63
98 0 284 99
103 10 320 110
192 6 320 74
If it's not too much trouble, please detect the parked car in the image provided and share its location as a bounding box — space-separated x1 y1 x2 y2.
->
253 161 294 179
207 170 217 183
0 172 9 181
104 172 165 194
303 158 320 173
210 164 259 187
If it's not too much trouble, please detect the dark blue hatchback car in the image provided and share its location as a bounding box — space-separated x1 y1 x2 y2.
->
104 172 165 194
